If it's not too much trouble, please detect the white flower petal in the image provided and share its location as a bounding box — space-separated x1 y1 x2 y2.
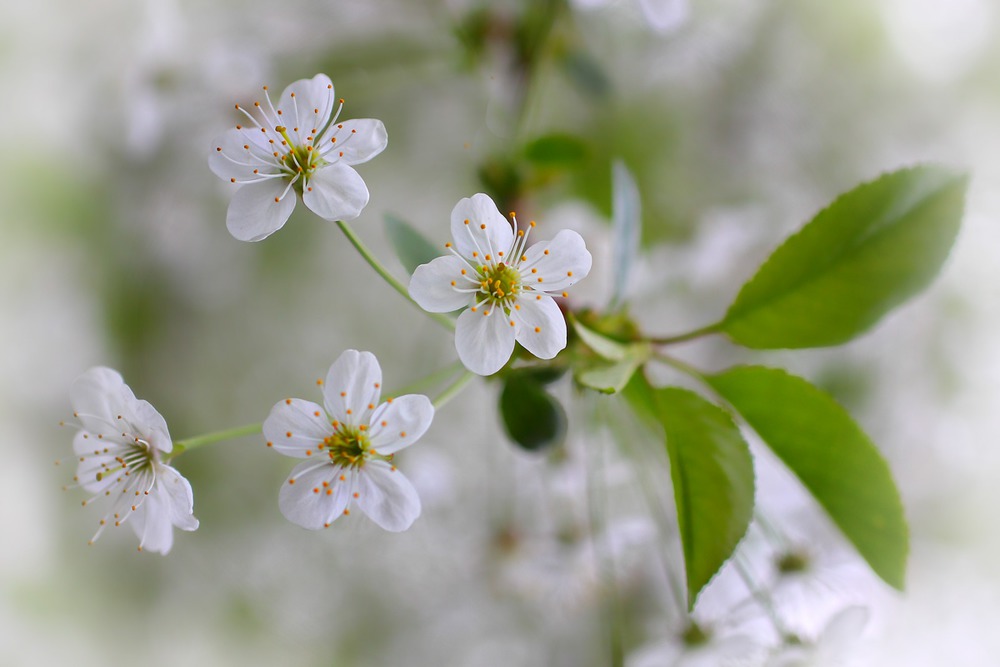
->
355 461 421 532
129 493 174 555
120 395 172 453
325 118 388 165
450 193 514 262
208 128 277 180
522 229 593 291
226 179 297 242
820 605 869 648
263 398 332 458
71 367 126 433
73 433 124 494
156 464 199 532
636 0 689 33
455 305 516 375
302 162 369 221
323 350 383 424
409 255 474 313
276 73 335 146
368 394 434 455
512 293 567 360
278 461 353 530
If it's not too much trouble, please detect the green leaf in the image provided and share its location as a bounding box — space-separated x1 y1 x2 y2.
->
560 50 611 98
571 315 650 393
610 161 641 311
707 365 908 590
523 134 589 166
720 165 968 348
571 314 632 361
577 357 644 394
384 214 442 275
624 376 755 609
500 373 567 451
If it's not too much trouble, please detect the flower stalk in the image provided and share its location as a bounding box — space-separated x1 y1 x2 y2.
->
336 219 456 331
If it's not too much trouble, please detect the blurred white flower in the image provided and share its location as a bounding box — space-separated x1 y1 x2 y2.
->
573 0 689 34
209 73 388 241
409 193 592 375
263 350 433 532
768 606 869 667
69 367 198 554
627 620 766 667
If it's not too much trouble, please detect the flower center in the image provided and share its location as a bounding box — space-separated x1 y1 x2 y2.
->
275 125 324 185
324 426 371 469
94 438 156 482
479 262 522 308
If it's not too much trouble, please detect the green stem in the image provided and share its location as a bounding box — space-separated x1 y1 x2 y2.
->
648 322 723 346
653 351 708 383
606 399 687 616
336 220 456 331
733 552 790 639
390 360 465 397
168 423 262 460
432 370 475 409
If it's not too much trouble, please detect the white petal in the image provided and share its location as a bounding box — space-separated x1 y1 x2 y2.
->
455 305 516 376
323 350 382 424
276 73 336 146
129 493 174 555
156 464 199 532
119 394 172 454
819 605 869 648
302 163 369 221
226 179 297 242
71 367 126 433
208 128 277 180
450 193 514 262
278 461 353 530
521 229 593 291
263 398 332 458
409 255 474 313
355 461 421 532
512 293 566 360
636 0 689 33
368 394 434 455
73 432 126 494
324 118 387 165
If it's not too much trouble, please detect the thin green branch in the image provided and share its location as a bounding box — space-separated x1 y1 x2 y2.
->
733 552 791 639
432 370 475 409
169 422 262 460
336 219 456 331
647 322 724 346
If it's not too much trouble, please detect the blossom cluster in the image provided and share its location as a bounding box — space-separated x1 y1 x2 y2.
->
68 73 592 553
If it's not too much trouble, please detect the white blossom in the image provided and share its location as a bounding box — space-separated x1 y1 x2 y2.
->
768 606 870 667
209 73 387 241
69 367 198 554
409 193 592 375
263 350 433 532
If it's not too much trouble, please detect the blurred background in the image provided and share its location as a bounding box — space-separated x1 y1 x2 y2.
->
2 0 999 664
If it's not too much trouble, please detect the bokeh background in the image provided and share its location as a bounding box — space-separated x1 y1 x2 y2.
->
2 0 999 664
